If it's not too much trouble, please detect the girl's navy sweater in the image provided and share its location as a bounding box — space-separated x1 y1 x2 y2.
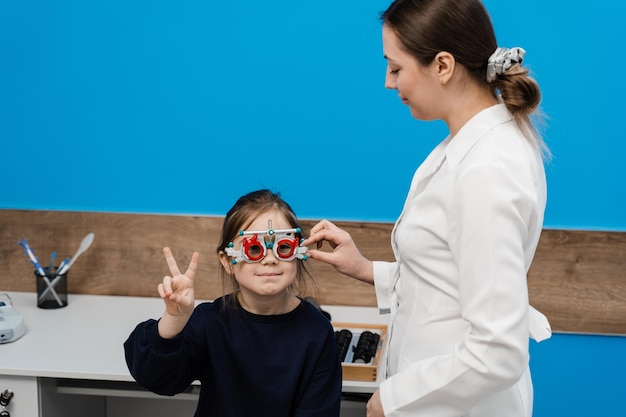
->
124 295 342 416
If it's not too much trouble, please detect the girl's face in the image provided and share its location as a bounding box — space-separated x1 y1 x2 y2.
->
382 24 441 121
219 208 298 301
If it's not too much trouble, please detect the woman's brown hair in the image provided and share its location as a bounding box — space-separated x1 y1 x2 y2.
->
381 0 548 156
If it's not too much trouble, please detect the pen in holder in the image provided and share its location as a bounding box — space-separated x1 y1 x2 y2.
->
36 267 68 309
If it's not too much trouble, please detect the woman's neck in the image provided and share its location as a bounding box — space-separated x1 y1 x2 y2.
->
447 92 499 138
442 69 499 138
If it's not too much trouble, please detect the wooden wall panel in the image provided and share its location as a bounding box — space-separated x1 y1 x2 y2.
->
1 209 625 334
0 210 381 306
527 230 626 335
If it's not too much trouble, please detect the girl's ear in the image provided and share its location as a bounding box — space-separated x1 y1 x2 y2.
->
218 251 234 275
433 51 455 85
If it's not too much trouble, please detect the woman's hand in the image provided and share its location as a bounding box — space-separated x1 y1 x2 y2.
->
367 389 385 417
157 247 199 338
305 219 374 285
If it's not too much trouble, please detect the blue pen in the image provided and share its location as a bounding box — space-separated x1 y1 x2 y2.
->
48 251 57 272
56 257 70 276
17 239 46 276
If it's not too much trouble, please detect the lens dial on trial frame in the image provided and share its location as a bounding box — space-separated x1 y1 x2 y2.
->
225 220 308 264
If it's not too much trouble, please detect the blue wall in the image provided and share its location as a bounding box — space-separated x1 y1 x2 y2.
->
1 1 625 415
1 0 625 229
530 333 626 416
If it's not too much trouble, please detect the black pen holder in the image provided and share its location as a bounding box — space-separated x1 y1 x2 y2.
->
35 267 68 309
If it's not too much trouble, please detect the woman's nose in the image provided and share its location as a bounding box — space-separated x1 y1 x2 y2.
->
384 67 396 90
385 74 396 90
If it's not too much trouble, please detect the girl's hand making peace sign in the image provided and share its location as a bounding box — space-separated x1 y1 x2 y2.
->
157 247 199 339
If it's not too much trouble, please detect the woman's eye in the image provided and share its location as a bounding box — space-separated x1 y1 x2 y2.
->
390 68 399 75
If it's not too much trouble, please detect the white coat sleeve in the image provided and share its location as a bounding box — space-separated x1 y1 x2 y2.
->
373 260 397 314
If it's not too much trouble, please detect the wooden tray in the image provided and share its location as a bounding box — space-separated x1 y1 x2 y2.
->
332 322 387 382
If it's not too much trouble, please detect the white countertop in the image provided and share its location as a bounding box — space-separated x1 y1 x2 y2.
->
0 292 387 393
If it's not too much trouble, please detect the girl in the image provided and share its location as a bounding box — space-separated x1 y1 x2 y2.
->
124 189 342 417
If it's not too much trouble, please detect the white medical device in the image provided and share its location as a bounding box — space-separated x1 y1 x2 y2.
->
0 294 26 344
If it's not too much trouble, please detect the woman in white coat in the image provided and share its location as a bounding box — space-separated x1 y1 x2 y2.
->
305 0 552 416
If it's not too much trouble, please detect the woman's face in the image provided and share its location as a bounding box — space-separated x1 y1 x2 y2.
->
382 24 441 120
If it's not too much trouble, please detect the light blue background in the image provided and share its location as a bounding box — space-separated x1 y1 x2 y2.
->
1 1 625 416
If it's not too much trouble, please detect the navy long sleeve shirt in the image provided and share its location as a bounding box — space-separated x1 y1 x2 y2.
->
124 295 342 416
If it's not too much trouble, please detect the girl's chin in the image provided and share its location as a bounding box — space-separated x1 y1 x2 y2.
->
243 282 291 296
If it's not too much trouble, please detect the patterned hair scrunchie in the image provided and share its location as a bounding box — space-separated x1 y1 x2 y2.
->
486 47 526 83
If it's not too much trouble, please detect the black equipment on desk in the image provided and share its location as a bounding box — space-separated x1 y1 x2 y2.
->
335 329 353 362
352 331 380 364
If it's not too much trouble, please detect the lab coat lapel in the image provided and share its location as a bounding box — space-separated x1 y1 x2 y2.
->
389 140 449 288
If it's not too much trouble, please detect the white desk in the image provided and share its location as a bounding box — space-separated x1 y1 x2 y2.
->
0 292 387 416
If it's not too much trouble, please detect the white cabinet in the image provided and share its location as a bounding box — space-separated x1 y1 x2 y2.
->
39 378 367 417
43 378 194 417
0 375 39 417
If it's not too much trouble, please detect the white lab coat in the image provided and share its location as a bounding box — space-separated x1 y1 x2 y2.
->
374 104 551 417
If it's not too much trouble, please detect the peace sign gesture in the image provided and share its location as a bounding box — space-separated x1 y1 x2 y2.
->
157 247 199 338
